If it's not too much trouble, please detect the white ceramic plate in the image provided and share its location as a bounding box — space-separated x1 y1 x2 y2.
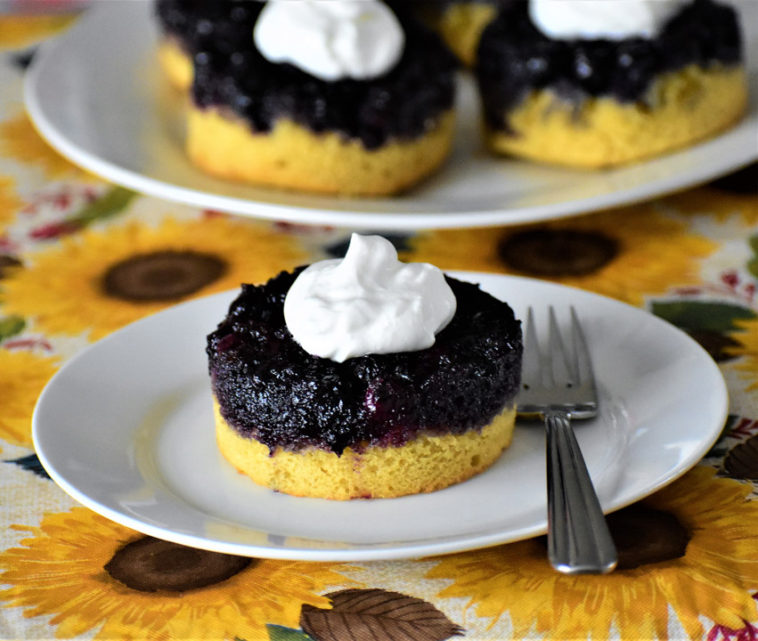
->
32 273 728 561
24 1 758 231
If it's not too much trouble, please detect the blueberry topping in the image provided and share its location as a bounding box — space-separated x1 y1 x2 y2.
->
206 269 523 455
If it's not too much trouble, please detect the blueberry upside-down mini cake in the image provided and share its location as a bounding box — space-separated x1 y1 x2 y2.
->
206 235 523 500
164 0 457 196
476 0 747 168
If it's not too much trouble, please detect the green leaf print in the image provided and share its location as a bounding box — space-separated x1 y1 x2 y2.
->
265 625 315 641
0 315 25 341
747 234 758 278
651 300 756 334
69 186 136 226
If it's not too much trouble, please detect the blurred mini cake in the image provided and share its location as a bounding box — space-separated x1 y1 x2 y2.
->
206 235 523 500
476 0 747 168
178 0 457 196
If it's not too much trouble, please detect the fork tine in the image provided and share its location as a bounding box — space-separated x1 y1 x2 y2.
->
548 306 573 385
522 307 541 386
570 306 594 386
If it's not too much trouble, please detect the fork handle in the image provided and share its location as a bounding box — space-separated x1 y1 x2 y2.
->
545 410 617 574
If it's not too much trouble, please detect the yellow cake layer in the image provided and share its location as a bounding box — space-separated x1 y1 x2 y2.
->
486 65 747 168
187 107 455 196
157 38 193 91
437 2 497 66
214 401 517 500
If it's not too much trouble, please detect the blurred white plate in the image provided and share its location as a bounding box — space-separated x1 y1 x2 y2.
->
33 273 728 561
24 1 758 230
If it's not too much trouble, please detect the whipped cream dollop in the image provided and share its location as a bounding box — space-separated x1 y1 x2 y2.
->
284 234 457 362
253 0 405 81
529 0 690 41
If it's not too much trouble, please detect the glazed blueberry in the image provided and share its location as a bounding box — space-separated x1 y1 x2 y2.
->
476 0 742 129
206 270 523 455
156 0 457 150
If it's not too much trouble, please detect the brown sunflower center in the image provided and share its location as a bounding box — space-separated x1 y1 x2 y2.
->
104 537 252 592
498 229 618 276
606 504 690 570
102 250 227 301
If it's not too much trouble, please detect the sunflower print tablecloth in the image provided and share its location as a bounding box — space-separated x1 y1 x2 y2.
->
1 13 758 641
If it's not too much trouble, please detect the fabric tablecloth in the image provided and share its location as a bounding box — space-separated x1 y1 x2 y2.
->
1 13 758 641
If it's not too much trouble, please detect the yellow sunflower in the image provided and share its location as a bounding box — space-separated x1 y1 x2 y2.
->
0 14 76 49
403 204 715 306
0 112 82 178
664 187 758 225
2 217 309 340
0 174 21 227
0 348 59 447
427 466 758 640
0 507 353 640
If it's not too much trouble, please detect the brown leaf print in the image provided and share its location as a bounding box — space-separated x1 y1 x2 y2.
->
724 434 758 479
300 588 464 641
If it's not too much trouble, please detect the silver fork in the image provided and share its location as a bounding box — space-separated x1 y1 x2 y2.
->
517 306 617 574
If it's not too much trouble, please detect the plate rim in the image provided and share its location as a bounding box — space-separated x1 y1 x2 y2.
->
32 272 729 561
23 0 758 231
